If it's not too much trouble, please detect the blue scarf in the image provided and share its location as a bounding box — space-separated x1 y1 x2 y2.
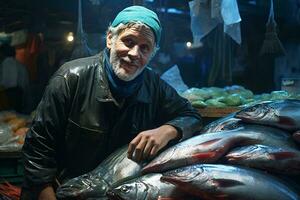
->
103 48 144 98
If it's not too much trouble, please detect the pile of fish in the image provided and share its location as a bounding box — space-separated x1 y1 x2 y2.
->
56 99 300 200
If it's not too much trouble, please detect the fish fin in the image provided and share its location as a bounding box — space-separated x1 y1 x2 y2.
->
197 138 222 146
160 176 184 185
212 178 244 188
192 152 217 160
270 152 297 160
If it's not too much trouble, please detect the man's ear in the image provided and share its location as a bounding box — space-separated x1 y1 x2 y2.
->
106 32 113 49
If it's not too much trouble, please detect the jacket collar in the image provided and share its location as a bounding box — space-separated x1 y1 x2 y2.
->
95 51 152 105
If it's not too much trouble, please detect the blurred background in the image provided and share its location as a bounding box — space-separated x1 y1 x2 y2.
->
0 0 299 112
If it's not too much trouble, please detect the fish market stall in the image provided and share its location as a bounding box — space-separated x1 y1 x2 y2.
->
0 111 31 185
56 99 300 199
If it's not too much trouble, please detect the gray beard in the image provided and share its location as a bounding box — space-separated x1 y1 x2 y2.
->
109 48 146 81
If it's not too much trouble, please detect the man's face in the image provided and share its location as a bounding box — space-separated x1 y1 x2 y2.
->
106 25 155 81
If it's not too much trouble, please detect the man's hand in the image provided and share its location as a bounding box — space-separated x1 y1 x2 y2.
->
38 186 56 200
127 125 180 162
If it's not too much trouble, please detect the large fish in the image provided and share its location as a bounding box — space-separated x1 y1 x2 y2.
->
200 114 241 134
161 164 300 200
235 99 300 131
106 173 196 200
225 144 300 175
142 125 296 173
56 146 143 199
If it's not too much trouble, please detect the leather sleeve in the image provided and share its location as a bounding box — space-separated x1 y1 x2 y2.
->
22 74 72 191
157 77 202 141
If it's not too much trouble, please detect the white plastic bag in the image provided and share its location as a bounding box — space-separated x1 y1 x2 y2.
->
160 65 189 94
189 0 242 45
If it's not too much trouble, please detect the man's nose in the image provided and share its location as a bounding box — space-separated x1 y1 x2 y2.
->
128 45 140 58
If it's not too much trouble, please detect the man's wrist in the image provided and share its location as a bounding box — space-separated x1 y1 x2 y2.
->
160 124 181 141
38 185 56 200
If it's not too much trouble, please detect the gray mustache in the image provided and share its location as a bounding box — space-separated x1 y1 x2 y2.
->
122 57 139 66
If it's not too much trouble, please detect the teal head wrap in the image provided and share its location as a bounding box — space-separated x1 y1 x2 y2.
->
111 6 162 47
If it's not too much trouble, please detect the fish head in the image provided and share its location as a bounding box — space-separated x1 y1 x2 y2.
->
220 118 242 131
226 145 266 161
56 172 109 199
107 180 157 200
161 165 207 186
202 118 240 133
163 165 246 198
236 103 276 122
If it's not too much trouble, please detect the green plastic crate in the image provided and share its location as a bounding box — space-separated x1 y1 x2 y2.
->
0 152 24 185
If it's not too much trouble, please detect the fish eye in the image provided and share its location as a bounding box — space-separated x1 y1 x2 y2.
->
224 123 238 130
260 105 270 112
174 168 184 174
120 185 131 193
245 106 256 112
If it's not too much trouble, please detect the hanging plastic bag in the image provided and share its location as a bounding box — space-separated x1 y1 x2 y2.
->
221 0 242 44
189 0 219 47
189 0 241 45
160 65 188 94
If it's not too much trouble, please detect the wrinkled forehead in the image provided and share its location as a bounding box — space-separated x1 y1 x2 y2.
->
119 25 155 47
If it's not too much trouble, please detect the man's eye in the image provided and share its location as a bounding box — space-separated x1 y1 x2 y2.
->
124 38 134 47
140 44 150 54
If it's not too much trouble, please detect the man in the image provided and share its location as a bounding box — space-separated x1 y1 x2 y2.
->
21 6 202 199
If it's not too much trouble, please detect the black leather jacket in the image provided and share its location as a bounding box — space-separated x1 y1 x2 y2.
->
22 51 202 191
